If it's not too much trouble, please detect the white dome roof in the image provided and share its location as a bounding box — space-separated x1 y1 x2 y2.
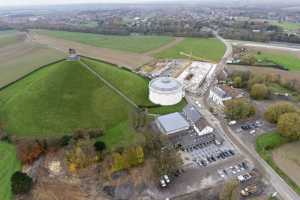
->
149 77 182 92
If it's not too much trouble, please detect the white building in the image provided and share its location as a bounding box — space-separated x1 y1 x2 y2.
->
209 85 244 107
149 77 184 106
209 86 232 107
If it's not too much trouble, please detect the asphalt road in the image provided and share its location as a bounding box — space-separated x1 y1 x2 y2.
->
188 34 300 200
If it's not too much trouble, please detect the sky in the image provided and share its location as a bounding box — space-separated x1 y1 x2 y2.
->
0 0 297 7
0 0 169 7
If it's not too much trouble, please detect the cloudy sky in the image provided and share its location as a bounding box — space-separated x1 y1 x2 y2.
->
0 0 296 7
0 0 170 7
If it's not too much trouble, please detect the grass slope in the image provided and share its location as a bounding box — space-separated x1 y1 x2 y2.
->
34 30 174 53
81 57 186 114
154 37 225 62
256 51 300 71
0 58 185 149
0 60 132 138
0 142 21 200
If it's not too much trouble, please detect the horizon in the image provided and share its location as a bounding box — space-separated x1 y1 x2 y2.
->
1 0 300 8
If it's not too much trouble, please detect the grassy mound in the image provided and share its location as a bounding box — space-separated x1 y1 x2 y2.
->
154 37 225 62
34 30 174 53
81 58 187 114
0 142 21 200
0 60 132 137
0 58 185 148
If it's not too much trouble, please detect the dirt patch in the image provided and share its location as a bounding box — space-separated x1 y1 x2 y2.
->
144 37 184 56
272 141 300 186
31 33 153 70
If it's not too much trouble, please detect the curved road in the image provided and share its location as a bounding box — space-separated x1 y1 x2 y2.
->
187 33 300 200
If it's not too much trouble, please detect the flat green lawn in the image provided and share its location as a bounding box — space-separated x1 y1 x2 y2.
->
0 58 185 149
0 142 21 200
256 51 300 71
34 29 174 53
154 37 225 62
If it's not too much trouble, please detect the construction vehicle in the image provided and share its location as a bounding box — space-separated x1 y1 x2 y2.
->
240 185 257 197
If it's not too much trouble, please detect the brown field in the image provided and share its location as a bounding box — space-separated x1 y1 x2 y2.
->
273 141 300 187
227 64 300 81
0 38 65 88
31 33 153 70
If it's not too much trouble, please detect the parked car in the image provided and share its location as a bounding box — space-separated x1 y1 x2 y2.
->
229 120 237 126
163 175 170 184
241 124 252 130
160 179 167 188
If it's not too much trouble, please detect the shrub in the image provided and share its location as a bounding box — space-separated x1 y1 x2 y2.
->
224 99 256 120
278 113 300 140
94 141 106 152
16 140 45 164
264 102 296 124
11 172 33 195
233 76 242 88
60 135 72 146
250 83 269 100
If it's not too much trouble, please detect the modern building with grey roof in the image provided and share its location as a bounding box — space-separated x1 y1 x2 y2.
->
156 112 190 135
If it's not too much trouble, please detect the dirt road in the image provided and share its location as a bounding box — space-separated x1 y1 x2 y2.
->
144 37 184 56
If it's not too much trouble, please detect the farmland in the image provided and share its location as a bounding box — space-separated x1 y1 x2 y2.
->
0 142 21 200
0 34 65 88
256 132 300 195
34 29 174 53
273 141 300 187
31 32 152 69
0 58 185 149
0 31 24 47
154 37 226 62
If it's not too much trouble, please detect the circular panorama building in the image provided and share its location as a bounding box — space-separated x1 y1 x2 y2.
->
149 77 184 106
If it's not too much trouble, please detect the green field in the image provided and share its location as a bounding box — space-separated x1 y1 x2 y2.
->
0 58 185 149
270 21 300 31
0 142 21 200
154 37 226 62
34 30 174 53
256 51 300 71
